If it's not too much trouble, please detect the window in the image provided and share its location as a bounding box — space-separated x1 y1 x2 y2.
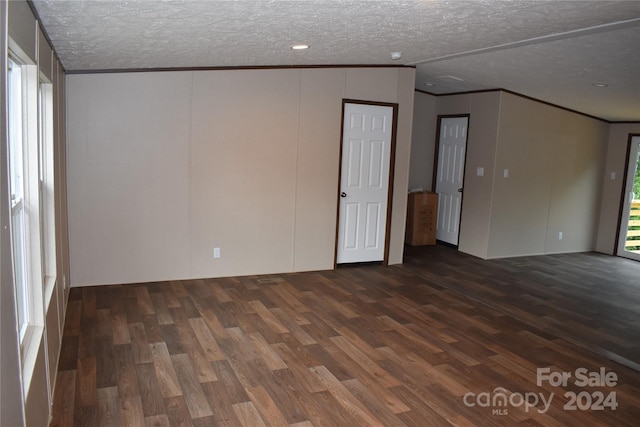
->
7 51 53 392
8 57 30 341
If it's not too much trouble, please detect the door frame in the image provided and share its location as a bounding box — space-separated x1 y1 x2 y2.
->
334 99 398 267
431 114 470 247
614 133 640 259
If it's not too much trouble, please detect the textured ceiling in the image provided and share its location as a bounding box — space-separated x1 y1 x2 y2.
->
32 0 640 121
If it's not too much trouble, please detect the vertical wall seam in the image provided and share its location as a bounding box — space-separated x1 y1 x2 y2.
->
187 71 193 279
543 127 558 255
486 92 502 259
291 70 302 272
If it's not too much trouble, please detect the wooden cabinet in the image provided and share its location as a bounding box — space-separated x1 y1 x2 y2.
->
405 191 438 246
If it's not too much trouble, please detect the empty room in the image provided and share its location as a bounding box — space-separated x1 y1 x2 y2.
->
1 1 640 426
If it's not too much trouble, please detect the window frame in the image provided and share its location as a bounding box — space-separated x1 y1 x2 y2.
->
38 76 56 303
7 48 48 396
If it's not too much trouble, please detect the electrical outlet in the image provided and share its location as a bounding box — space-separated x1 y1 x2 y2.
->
610 172 616 180
213 247 221 259
503 169 509 178
558 232 563 240
477 167 484 177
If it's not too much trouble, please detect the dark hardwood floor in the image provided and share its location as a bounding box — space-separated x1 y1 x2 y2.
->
50 246 640 426
402 245 640 369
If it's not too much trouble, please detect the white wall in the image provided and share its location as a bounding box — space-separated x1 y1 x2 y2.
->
67 67 415 286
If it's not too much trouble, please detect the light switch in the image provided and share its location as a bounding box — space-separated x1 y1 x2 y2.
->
610 172 616 180
503 169 509 178
477 167 484 177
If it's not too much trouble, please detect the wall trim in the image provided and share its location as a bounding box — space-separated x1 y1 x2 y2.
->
415 87 619 124
66 64 416 75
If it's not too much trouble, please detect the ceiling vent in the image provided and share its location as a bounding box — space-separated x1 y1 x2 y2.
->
436 75 465 83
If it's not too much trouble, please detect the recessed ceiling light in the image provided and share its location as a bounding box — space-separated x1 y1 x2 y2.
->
291 44 309 50
592 83 608 88
390 52 402 60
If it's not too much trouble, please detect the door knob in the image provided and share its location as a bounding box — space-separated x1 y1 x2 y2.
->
458 188 463 193
340 192 347 198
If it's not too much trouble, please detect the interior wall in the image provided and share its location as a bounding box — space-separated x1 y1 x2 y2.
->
433 92 502 259
596 123 640 254
542 112 609 254
457 92 501 259
2 1 70 425
189 69 299 278
66 66 415 286
293 69 345 271
487 92 609 258
410 90 610 259
437 93 471 115
389 68 416 264
38 27 53 81
7 0 35 61
67 72 192 285
408 91 437 191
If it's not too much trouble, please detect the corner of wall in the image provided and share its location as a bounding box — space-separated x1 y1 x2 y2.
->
458 91 501 259
388 68 416 265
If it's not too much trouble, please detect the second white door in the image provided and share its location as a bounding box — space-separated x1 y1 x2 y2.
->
337 102 393 264
435 116 468 245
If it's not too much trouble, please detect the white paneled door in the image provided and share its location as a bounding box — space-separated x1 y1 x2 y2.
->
435 116 469 246
617 136 640 262
337 102 393 264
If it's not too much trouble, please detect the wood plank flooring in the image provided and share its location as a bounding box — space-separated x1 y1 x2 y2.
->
50 248 640 426
402 245 640 369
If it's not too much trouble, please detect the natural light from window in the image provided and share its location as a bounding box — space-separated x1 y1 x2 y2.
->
7 50 55 397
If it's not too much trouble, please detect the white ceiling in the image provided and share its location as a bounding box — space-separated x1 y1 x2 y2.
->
32 0 640 121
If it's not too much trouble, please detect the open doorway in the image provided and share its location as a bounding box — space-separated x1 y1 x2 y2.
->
616 134 640 261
